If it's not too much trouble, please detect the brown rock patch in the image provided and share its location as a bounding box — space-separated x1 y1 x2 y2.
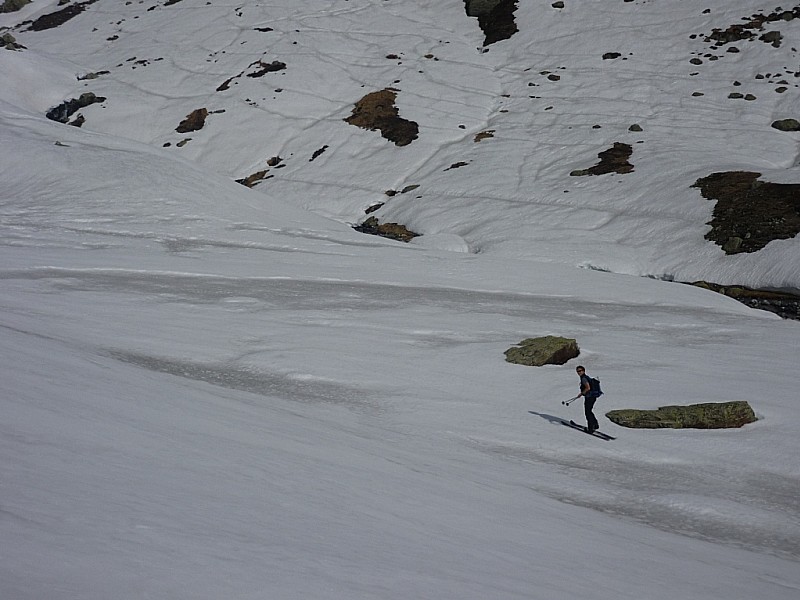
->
344 88 419 146
353 216 419 242
176 108 209 133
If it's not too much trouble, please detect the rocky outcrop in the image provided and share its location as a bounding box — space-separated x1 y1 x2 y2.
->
0 0 30 14
606 401 757 429
344 88 418 146
689 281 800 320
464 0 519 46
504 336 579 366
26 0 99 32
46 92 106 124
1 32 26 50
693 171 800 254
570 142 634 176
176 108 209 133
353 216 419 242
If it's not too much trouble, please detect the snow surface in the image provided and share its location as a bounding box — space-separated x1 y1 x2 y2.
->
1 1 799 598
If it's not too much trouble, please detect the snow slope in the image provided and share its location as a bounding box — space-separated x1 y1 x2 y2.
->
1 1 800 598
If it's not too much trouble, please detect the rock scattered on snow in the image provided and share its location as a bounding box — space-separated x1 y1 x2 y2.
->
504 336 579 366
353 216 419 242
176 108 208 133
46 92 106 124
606 401 757 429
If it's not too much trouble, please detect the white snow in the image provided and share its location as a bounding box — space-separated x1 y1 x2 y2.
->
1 1 799 598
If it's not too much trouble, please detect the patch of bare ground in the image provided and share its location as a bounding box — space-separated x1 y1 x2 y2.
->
176 108 208 133
344 88 418 146
25 0 98 32
693 171 800 254
353 216 419 242
570 142 633 176
464 0 519 47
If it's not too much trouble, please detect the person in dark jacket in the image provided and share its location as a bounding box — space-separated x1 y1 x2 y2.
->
576 365 601 433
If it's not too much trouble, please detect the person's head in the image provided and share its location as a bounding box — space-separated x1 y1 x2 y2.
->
576 366 585 376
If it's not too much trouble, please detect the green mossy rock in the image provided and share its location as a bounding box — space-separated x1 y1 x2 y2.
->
606 401 756 429
504 336 579 366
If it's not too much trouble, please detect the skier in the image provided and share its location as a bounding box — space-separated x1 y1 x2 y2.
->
576 365 601 434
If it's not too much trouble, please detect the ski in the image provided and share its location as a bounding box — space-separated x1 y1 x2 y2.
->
562 419 616 441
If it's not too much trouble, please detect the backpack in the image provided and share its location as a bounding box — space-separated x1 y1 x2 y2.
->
587 376 603 397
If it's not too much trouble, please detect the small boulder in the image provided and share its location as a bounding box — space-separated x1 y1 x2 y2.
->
771 118 800 131
606 401 756 429
504 336 579 366
353 216 419 242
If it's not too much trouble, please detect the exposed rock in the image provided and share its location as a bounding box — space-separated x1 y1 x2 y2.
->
771 118 800 131
464 0 518 47
689 281 800 320
310 145 328 161
0 0 31 13
26 0 99 32
77 70 110 80
217 58 285 91
606 401 757 429
246 60 286 78
702 7 800 48
570 142 634 176
693 171 800 254
504 336 579 366
236 170 271 188
474 130 495 142
176 108 208 133
344 88 419 146
46 92 106 123
0 32 26 50
353 216 419 242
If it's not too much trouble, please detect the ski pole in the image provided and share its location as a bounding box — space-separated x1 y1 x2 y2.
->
562 395 581 406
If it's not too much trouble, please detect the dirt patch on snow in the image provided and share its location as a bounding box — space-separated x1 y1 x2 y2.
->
570 142 634 176
693 171 800 254
344 88 419 146
353 216 419 242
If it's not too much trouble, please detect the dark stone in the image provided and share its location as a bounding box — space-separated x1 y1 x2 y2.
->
46 92 106 123
464 0 519 47
26 0 98 31
771 118 800 131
